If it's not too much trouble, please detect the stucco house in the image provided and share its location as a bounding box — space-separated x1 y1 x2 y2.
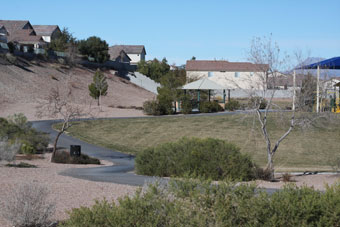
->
32 25 61 43
108 48 131 63
0 20 45 52
186 60 269 90
109 45 146 64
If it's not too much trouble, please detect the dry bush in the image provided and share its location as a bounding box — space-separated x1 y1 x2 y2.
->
282 172 293 182
0 137 20 163
1 183 55 227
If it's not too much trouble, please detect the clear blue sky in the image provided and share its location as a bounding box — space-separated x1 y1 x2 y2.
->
2 0 339 65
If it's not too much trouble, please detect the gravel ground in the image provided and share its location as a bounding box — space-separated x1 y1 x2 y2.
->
0 154 137 226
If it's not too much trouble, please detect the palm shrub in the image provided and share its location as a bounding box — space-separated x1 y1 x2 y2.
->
135 137 256 181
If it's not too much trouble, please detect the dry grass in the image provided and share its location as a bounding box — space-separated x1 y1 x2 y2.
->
62 113 340 171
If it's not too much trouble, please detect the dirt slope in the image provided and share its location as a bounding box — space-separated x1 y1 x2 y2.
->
0 58 155 119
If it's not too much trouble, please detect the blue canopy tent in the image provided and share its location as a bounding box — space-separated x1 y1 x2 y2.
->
296 57 340 112
298 57 340 70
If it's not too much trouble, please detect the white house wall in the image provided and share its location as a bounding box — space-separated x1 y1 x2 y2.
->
127 53 145 64
187 71 266 90
42 36 51 43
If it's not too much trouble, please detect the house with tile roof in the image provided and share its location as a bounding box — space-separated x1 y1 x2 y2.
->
32 25 61 43
0 20 45 52
109 45 146 64
186 60 269 90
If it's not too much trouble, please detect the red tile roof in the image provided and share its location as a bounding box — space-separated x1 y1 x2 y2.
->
186 60 268 72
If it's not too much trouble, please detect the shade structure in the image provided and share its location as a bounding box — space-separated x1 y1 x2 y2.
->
182 78 226 90
297 57 340 70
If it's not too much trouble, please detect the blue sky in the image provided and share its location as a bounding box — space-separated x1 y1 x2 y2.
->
1 0 340 65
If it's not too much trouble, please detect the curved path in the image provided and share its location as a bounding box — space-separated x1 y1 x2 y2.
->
32 113 278 194
32 119 154 186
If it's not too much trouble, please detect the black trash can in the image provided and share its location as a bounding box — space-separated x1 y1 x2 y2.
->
70 145 81 157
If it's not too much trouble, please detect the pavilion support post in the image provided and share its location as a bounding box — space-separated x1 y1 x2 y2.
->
223 89 226 104
208 90 211 102
228 89 231 102
197 90 200 110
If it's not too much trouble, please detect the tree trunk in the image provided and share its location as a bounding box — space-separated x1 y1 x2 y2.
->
266 151 275 180
97 98 100 106
52 131 63 162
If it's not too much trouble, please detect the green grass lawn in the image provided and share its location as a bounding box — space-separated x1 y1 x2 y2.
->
57 113 340 172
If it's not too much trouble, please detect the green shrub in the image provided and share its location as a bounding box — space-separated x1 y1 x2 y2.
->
143 100 161 115
20 141 35 155
62 179 340 227
248 96 267 109
0 115 49 154
52 150 100 165
199 101 224 113
135 137 256 181
225 99 240 111
179 94 193 114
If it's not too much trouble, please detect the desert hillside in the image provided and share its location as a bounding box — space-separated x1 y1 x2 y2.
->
0 57 156 120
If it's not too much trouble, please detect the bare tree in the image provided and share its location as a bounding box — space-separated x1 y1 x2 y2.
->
36 82 89 161
247 35 293 180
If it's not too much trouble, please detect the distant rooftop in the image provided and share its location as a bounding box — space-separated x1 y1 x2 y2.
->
33 25 60 36
186 60 268 72
110 45 146 55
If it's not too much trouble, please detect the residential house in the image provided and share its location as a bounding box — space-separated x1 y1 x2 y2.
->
0 20 45 52
109 45 146 64
186 60 269 90
32 25 61 43
108 48 131 63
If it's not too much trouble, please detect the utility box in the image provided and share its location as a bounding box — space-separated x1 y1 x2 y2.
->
70 145 81 157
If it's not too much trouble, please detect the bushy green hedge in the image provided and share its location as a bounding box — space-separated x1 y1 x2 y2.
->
199 101 224 113
135 137 256 181
61 179 340 227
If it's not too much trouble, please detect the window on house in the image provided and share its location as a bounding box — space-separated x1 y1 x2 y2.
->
208 72 214 77
234 72 239 78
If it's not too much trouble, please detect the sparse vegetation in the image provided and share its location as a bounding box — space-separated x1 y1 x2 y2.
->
136 137 256 181
1 183 55 227
61 179 340 226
